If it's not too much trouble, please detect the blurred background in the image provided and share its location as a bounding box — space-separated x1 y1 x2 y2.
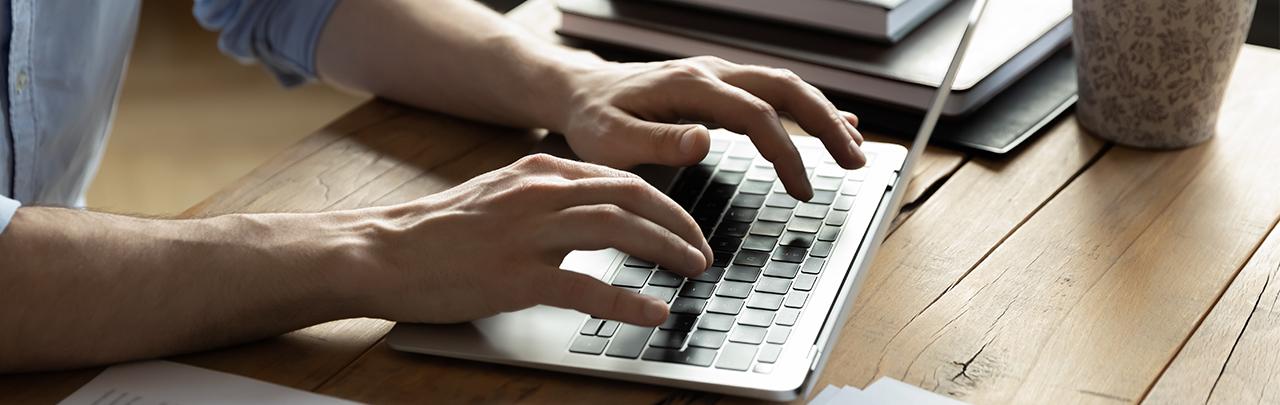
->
85 0 1278 215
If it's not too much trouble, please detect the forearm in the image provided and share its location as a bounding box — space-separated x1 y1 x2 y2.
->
315 0 599 132
0 208 372 372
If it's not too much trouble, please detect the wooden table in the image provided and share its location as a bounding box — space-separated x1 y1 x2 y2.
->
6 2 1280 403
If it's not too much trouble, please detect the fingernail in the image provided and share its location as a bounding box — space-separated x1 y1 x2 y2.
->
848 140 867 168
679 128 699 156
644 298 669 323
688 246 708 270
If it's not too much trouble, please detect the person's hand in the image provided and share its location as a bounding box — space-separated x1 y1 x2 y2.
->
553 56 866 200
348 154 713 326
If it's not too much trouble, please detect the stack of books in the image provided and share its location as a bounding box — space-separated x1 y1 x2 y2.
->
556 0 1079 154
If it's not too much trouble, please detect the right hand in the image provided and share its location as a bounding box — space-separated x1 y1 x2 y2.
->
351 154 713 327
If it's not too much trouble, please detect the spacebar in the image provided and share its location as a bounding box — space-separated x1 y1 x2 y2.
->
604 325 655 359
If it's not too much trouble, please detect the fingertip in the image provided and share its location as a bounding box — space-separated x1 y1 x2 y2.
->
643 297 669 325
678 125 712 163
848 140 868 169
842 111 860 128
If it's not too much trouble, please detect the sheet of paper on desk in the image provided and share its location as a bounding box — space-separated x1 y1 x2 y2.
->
809 377 968 405
59 360 357 405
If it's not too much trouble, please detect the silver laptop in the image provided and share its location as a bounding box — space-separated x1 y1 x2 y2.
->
387 0 988 400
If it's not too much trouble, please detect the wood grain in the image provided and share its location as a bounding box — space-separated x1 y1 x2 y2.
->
853 46 1280 404
1144 213 1280 403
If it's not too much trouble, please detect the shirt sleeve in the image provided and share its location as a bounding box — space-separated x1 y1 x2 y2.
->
193 0 341 87
0 196 20 235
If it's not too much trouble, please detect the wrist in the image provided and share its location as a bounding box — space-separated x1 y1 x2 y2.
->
507 36 607 133
216 211 385 321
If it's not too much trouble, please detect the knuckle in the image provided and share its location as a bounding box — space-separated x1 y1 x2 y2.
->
517 153 558 169
588 204 628 226
662 61 710 81
748 100 780 121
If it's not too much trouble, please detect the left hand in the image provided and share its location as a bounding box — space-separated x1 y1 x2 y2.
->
552 56 866 201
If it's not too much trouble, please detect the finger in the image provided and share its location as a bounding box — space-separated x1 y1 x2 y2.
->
545 177 713 264
718 67 866 169
635 74 814 200
538 269 669 326
544 204 709 276
512 153 638 181
595 110 712 167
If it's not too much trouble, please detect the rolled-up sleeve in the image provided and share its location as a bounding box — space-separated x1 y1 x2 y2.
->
193 0 341 87
0 196 19 235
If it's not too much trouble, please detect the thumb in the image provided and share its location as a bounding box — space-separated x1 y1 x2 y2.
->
615 117 711 167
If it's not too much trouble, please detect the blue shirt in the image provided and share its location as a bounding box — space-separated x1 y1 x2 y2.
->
0 0 338 233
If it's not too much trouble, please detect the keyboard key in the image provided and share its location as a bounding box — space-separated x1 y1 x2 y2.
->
755 363 775 374
612 267 652 288
698 313 736 331
811 190 837 204
773 246 808 263
749 221 786 237
712 254 733 268
642 347 717 367
825 211 848 226
794 203 829 219
599 321 619 337
699 152 724 167
764 193 799 208
793 274 818 291
815 164 845 178
746 293 785 311
692 266 725 283
715 280 754 298
624 256 657 268
720 157 752 172
738 308 776 327
733 250 770 267
738 180 773 195
745 167 777 182
758 344 783 363
712 171 745 185
833 195 855 211
707 297 745 314
660 313 699 331
705 183 738 202
729 325 768 344
678 281 716 299
709 236 743 253
817 225 841 241
725 265 762 282
688 330 728 349
810 241 834 258
671 297 707 314
648 270 684 287
742 235 779 251
724 207 759 222
784 291 809 308
801 258 825 274
731 193 766 208
766 327 791 344
775 308 800 326
648 329 690 348
580 318 603 335
569 335 609 355
710 138 730 153
755 277 792 294
728 142 757 158
763 261 801 278
715 220 752 238
779 231 816 248
841 181 862 196
640 285 677 303
813 176 843 191
788 217 823 233
605 325 655 358
715 343 759 371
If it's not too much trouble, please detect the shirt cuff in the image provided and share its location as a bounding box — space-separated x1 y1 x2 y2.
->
194 0 342 87
0 196 20 235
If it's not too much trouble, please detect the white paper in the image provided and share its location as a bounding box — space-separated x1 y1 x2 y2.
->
59 360 358 405
809 377 965 405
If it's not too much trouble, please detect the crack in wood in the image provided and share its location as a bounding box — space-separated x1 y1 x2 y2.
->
1206 269 1272 403
950 340 992 384
1077 388 1131 402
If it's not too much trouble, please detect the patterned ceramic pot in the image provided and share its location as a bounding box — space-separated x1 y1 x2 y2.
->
1072 0 1256 149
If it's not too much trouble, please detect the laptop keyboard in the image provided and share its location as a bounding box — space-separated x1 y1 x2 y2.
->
568 136 869 374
